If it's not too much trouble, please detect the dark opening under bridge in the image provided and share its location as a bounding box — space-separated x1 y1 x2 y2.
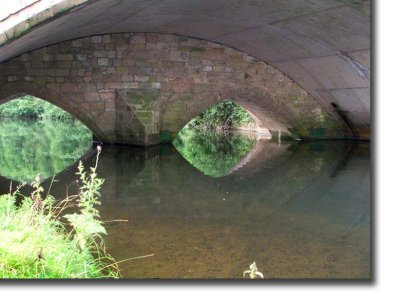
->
0 0 370 146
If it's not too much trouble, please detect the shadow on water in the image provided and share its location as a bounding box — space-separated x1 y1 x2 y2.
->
0 121 370 279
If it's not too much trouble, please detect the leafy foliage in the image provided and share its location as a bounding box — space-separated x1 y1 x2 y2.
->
0 95 71 120
0 149 119 278
187 100 254 132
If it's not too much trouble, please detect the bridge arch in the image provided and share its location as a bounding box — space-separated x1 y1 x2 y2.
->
0 0 370 141
1 32 345 146
0 81 109 143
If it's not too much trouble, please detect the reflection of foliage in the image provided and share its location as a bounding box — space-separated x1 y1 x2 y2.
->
0 96 71 120
0 119 92 183
173 128 256 177
187 100 254 132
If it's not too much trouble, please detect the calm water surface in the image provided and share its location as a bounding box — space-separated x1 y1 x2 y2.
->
0 120 370 279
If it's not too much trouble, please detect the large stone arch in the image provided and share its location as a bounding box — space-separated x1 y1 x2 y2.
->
0 32 345 146
0 81 110 142
0 0 371 141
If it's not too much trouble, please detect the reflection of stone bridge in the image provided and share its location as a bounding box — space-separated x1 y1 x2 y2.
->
0 1 370 146
0 139 370 230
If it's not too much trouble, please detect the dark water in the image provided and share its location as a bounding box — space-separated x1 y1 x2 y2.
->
0 120 370 279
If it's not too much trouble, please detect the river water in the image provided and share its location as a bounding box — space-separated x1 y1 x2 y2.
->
0 119 370 279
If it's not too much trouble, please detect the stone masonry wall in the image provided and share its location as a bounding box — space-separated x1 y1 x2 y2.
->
0 33 344 145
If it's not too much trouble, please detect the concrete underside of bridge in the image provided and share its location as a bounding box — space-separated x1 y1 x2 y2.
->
0 0 370 146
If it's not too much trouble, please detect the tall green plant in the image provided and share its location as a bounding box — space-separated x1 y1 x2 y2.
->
64 146 106 251
0 147 119 278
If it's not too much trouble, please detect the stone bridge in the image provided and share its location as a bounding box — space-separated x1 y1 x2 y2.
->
0 0 370 146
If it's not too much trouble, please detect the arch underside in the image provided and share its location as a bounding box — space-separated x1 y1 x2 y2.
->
0 0 370 141
0 31 348 146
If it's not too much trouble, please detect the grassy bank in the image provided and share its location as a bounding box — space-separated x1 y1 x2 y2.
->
0 148 119 279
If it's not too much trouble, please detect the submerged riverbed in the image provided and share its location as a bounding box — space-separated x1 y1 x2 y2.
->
0 119 370 279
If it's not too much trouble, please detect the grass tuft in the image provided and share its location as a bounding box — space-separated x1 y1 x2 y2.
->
0 147 119 279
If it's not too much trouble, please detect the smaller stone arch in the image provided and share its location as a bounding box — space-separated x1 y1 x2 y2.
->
161 86 300 141
0 81 109 143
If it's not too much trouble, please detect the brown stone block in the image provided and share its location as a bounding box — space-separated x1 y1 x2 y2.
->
193 77 209 84
172 78 191 92
94 50 106 57
130 44 146 51
130 33 146 44
43 54 54 62
203 48 225 60
122 75 134 82
105 44 116 51
80 83 97 92
100 92 115 101
146 43 157 51
80 102 90 111
116 44 129 51
57 61 72 69
56 69 70 77
105 82 139 89
98 58 109 66
91 36 103 43
89 101 105 111
106 51 117 58
103 35 112 44
60 83 79 93
55 54 73 61
84 92 100 102
122 59 135 67
105 101 115 112
7 76 18 82
116 67 129 75
24 76 35 82
146 34 159 43
134 75 149 82
46 83 61 92
25 68 47 76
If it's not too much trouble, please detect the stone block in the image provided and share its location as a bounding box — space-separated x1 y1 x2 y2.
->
89 101 105 111
105 82 139 89
134 75 149 82
98 58 109 66
61 83 79 92
72 40 83 47
122 75 134 82
130 33 146 44
106 51 117 58
91 36 103 43
84 92 100 102
94 50 106 57
55 54 73 61
116 67 129 74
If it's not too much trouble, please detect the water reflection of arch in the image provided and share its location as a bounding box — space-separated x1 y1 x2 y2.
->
0 81 108 143
98 141 369 225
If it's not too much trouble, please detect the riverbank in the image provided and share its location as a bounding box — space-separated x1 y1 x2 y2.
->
0 149 119 279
